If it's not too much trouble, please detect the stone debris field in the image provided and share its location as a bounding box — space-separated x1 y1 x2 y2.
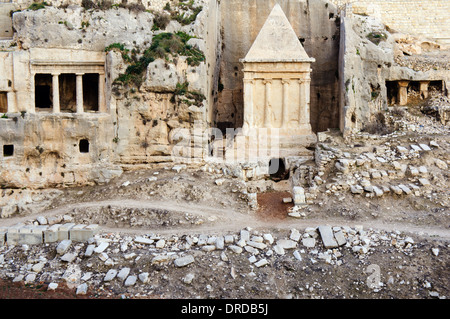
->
0 219 447 299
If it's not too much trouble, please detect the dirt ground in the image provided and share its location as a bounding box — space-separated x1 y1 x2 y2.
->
0 103 449 300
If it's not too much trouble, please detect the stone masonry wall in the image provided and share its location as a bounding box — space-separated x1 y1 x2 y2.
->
329 0 450 43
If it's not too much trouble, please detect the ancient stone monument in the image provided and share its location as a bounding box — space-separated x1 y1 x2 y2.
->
240 4 316 158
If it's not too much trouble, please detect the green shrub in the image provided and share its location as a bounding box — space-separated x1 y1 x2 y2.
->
113 32 205 90
174 81 189 96
113 32 204 86
105 43 133 63
28 2 49 11
152 12 171 31
367 32 387 45
174 6 202 25
82 0 113 10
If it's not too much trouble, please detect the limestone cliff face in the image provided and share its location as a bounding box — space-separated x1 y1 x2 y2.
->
338 11 450 137
0 0 218 188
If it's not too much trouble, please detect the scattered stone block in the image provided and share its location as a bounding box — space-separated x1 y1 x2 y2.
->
429 141 439 148
61 252 77 263
224 235 234 244
240 229 250 242
273 245 285 255
124 276 137 286
371 171 381 179
174 255 195 267
254 259 269 268
244 246 259 255
418 178 431 187
32 262 46 273
390 185 403 195
155 239 166 249
434 158 448 170
333 230 347 246
56 239 72 255
46 216 61 225
94 242 109 253
152 254 169 264
36 216 48 225
276 239 297 250
76 283 88 295
134 236 153 245
293 186 306 205
0 231 5 246
202 245 216 252
351 185 364 194
392 161 402 170
215 236 225 250
104 269 118 282
117 268 130 281
228 245 243 254
290 229 301 242
246 241 267 250
172 164 187 173
24 273 37 283
408 166 419 176
318 225 338 249
431 248 439 256
396 146 408 154
84 244 95 257
293 250 302 261
182 273 195 284
418 166 428 174
139 272 149 284
419 144 431 151
398 184 412 195
372 186 384 197
48 283 58 291
302 237 316 248
263 233 274 244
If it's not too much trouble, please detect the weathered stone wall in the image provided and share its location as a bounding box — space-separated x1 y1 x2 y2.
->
338 11 450 137
0 113 121 188
329 0 450 43
0 2 16 39
0 0 219 187
217 0 341 133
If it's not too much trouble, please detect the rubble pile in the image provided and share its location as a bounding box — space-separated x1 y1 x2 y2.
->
0 223 446 298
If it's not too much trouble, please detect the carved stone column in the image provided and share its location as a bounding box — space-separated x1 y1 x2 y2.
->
6 91 17 113
98 73 106 113
263 79 272 128
419 81 430 99
398 80 410 106
52 73 60 113
282 79 289 127
76 73 84 114
242 79 254 132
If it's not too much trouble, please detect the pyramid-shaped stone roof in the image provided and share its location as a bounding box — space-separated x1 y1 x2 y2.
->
242 4 315 63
